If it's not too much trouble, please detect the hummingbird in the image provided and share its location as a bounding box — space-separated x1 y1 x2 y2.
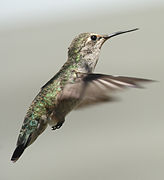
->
11 28 153 162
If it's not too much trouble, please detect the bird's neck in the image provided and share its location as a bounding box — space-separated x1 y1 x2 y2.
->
67 51 100 73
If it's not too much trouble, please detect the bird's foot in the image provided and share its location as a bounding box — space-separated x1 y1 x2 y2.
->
51 126 57 130
51 121 64 130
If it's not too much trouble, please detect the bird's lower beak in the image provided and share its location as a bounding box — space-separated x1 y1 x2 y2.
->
103 28 139 40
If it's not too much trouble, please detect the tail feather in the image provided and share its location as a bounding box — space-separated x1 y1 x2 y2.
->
11 133 32 162
11 118 48 162
11 144 26 162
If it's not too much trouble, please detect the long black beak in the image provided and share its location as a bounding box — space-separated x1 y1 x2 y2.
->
104 28 139 39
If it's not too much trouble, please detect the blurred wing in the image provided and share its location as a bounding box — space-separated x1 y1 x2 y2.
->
59 80 85 101
76 73 153 108
59 73 153 109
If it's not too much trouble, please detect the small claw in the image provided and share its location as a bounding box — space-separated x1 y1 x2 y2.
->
56 125 61 129
51 121 64 131
51 126 57 130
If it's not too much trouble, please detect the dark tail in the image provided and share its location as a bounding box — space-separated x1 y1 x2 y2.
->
11 117 48 162
11 133 32 162
11 144 27 162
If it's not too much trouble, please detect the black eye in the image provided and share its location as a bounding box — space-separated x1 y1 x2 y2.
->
91 35 97 41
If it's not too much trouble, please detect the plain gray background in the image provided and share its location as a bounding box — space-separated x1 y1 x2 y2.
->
0 1 163 179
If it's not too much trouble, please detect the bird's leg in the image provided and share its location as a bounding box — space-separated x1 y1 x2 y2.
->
49 111 65 131
51 119 65 130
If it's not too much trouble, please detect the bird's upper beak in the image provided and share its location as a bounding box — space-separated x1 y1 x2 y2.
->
103 28 139 40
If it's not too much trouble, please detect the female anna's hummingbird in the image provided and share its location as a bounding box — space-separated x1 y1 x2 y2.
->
11 28 153 162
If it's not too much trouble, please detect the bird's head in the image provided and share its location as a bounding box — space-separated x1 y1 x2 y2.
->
68 28 138 72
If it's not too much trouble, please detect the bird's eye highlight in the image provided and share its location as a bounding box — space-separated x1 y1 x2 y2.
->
91 35 97 41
